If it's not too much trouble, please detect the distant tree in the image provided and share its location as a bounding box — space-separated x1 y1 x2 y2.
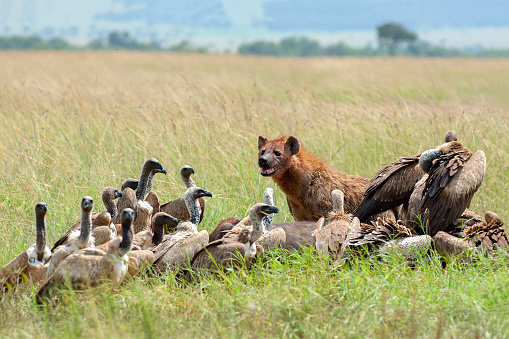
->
280 37 321 57
87 38 106 50
406 41 464 57
169 40 191 52
108 31 134 49
324 42 356 56
168 40 207 53
47 38 71 50
377 23 417 56
238 41 281 56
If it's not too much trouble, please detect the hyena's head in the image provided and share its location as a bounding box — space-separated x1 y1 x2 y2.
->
257 135 300 178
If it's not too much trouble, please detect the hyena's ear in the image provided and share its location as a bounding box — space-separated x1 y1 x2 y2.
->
285 136 300 155
258 135 268 150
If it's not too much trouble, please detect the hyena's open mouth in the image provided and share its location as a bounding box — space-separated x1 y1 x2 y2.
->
260 167 277 176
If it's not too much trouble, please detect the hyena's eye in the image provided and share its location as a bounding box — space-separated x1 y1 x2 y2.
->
260 150 265 155
274 151 282 157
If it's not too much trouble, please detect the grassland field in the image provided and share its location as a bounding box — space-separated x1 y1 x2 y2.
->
1 52 509 338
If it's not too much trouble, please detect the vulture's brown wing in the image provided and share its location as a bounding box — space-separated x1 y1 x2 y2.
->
114 188 137 224
160 198 188 221
190 239 246 271
209 217 241 242
421 150 485 236
152 230 194 263
423 147 473 202
354 155 422 222
406 176 427 231
0 252 29 289
145 191 160 215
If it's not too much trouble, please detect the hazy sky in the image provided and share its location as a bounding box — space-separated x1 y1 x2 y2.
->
1 0 508 49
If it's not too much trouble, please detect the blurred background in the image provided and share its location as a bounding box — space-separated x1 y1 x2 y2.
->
0 0 508 56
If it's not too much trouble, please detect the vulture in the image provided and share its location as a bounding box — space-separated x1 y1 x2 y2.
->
235 187 276 228
88 212 178 275
120 178 139 191
313 190 361 264
160 166 206 225
208 187 276 243
406 141 486 236
37 208 135 303
132 212 179 251
188 203 279 274
219 188 286 251
0 202 51 290
51 187 122 250
434 211 509 259
347 217 432 261
114 158 167 233
152 187 212 273
353 130 458 222
46 197 96 279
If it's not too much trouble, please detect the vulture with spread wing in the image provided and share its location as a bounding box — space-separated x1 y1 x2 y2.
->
353 130 458 222
406 140 485 236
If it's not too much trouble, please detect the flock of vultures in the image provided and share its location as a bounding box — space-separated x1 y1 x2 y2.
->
1 130 507 304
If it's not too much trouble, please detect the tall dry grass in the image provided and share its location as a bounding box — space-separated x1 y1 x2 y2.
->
0 52 509 337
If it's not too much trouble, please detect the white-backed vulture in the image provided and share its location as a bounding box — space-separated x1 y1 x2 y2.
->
36 208 135 303
121 178 139 191
313 190 361 263
434 211 509 259
209 189 322 252
135 158 167 201
114 158 167 232
160 166 206 225
353 130 458 222
235 187 276 228
51 187 122 250
152 187 212 273
132 212 179 250
188 203 279 273
208 187 276 243
406 141 486 236
46 197 96 279
0 202 51 290
219 188 285 251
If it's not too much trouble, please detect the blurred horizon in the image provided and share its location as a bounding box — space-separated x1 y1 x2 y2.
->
1 0 508 51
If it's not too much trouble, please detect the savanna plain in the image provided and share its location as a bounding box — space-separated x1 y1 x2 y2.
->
1 52 509 338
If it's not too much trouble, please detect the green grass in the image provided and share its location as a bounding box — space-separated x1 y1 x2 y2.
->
1 52 509 338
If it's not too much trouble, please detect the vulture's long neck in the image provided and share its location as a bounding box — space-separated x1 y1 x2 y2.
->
77 208 93 248
151 217 165 246
35 212 46 262
103 192 118 220
119 219 134 256
182 175 196 189
136 166 152 201
185 195 201 228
